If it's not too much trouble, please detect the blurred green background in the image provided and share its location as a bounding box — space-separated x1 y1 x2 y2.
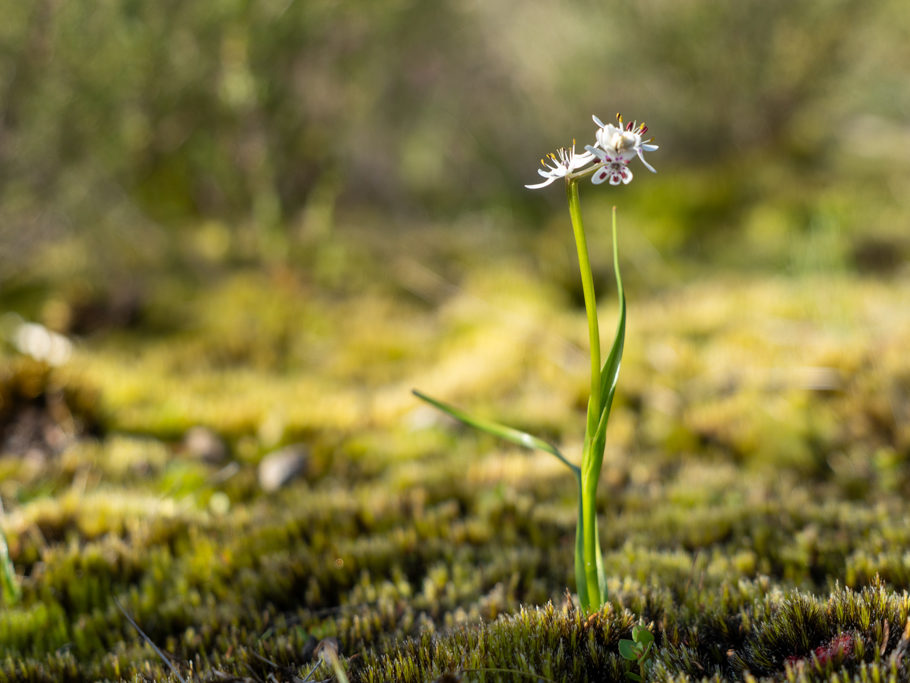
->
1 3 910 678
1 0 909 308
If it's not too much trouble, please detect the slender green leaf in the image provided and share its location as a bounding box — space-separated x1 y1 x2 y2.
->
598 208 626 416
625 673 643 682
582 209 627 607
412 390 579 474
585 209 626 483
599 292 625 410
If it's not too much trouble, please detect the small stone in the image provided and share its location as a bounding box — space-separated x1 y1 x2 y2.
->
183 426 228 464
258 445 309 492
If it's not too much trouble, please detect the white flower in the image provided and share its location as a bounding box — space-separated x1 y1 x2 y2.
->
525 141 596 189
587 148 634 185
590 113 658 174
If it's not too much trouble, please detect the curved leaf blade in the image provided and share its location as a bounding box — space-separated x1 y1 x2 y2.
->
599 207 626 416
412 390 578 474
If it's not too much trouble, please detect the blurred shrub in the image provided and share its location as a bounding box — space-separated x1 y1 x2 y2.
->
0 0 907 282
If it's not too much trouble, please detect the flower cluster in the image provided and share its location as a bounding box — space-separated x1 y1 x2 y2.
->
525 113 658 189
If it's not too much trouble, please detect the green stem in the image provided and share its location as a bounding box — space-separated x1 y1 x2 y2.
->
581 455 601 607
566 178 604 609
566 180 601 440
573 470 589 610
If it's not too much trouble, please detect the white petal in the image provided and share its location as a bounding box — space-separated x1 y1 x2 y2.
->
609 174 622 186
637 149 657 173
592 168 609 185
525 176 558 189
592 114 606 129
641 143 659 152
622 168 633 183
570 153 595 170
585 145 608 161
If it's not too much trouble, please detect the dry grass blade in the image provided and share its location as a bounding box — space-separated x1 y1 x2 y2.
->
115 598 187 683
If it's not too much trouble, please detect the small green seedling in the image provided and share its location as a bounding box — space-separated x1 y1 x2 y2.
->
619 624 655 681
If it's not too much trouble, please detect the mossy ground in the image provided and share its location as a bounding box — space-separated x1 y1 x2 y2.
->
1 221 910 682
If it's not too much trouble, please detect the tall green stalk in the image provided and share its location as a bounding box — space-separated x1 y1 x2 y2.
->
414 174 626 613
566 179 604 607
566 180 602 443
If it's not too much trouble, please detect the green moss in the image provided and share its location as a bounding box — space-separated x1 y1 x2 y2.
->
1 226 910 679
